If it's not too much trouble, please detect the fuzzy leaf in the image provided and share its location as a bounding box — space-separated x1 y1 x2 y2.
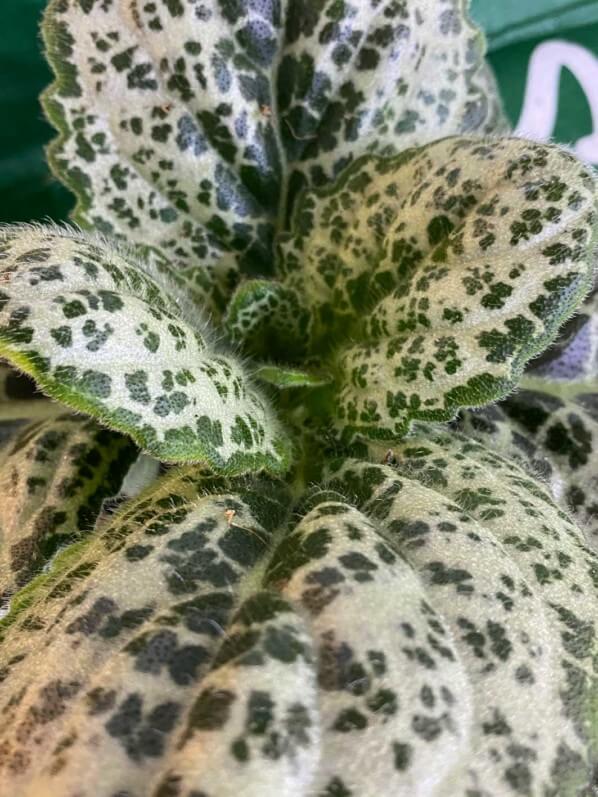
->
0 414 136 599
1 440 595 793
328 434 598 793
0 468 305 794
528 285 598 383
43 0 503 310
0 226 291 472
224 279 309 361
263 493 472 795
275 136 598 441
457 388 598 551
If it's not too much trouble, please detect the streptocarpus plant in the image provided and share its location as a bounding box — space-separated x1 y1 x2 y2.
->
0 1 597 795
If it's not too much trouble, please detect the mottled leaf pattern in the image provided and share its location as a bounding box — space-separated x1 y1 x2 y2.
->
0 0 596 794
0 468 299 795
457 388 598 552
43 0 503 311
264 494 472 796
0 414 136 600
0 435 596 794
276 137 597 440
349 429 598 794
156 591 319 797
224 279 310 361
528 286 598 384
0 226 291 472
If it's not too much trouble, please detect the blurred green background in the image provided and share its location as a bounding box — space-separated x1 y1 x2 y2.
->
1 0 598 224
1 0 72 223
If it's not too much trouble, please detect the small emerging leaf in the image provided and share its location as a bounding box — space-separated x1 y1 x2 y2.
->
0 226 291 473
254 364 330 389
225 279 309 361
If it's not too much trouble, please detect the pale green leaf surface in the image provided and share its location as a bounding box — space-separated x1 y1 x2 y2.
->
0 468 302 795
263 496 472 796
0 437 596 794
273 136 598 441
0 414 136 599
42 0 503 311
457 388 598 551
0 226 291 472
254 364 330 389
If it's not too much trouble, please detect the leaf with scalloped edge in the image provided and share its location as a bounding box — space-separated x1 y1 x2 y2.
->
0 413 136 600
42 0 504 312
0 225 291 473
273 136 598 442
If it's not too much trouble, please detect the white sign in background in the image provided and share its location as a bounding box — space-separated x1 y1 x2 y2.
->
516 40 598 165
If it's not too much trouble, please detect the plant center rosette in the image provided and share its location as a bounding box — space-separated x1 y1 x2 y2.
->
0 2 597 796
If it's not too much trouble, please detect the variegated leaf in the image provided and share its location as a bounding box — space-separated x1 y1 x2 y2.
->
457 388 598 552
527 285 598 384
0 414 136 600
0 226 291 472
0 467 302 795
273 136 597 441
43 0 503 311
328 433 598 794
225 279 310 361
263 493 472 796
0 438 596 794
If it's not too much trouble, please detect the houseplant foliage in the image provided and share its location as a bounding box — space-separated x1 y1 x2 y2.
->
0 0 597 795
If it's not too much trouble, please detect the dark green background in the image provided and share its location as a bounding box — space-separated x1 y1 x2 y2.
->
2 0 72 223
1 0 597 224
